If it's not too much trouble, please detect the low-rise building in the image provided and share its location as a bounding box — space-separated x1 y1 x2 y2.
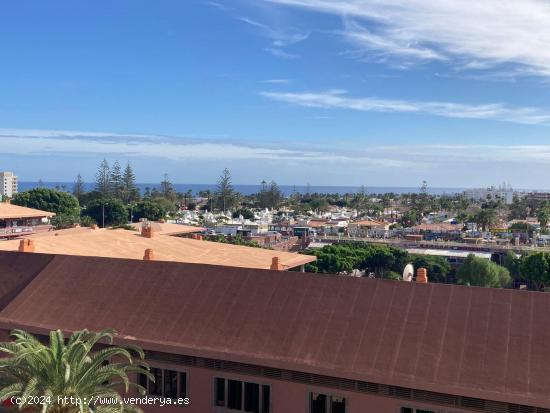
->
0 202 55 238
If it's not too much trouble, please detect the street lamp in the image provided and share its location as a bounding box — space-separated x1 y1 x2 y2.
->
102 201 109 228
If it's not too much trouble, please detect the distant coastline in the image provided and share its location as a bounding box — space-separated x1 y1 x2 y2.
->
19 181 465 196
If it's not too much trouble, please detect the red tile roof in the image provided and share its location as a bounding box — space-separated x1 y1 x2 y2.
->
0 251 549 408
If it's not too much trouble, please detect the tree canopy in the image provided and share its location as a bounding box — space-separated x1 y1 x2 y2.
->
83 197 128 227
12 188 79 217
457 254 511 288
0 329 151 413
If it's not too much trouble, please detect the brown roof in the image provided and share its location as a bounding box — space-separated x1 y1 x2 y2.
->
306 220 328 228
0 228 314 270
1 250 550 408
0 203 55 219
0 251 53 310
352 219 388 228
129 221 204 235
412 223 460 232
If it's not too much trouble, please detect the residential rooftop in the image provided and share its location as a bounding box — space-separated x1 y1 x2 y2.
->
0 250 549 409
0 227 314 270
0 203 55 219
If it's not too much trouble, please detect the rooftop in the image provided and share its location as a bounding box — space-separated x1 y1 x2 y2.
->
0 227 314 270
0 250 549 408
129 221 204 235
0 203 55 219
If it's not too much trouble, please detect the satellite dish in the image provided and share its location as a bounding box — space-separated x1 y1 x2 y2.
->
402 263 414 282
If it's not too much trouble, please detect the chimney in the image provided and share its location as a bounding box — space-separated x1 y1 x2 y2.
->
18 239 35 253
141 223 154 238
270 256 284 271
143 248 155 261
416 267 428 284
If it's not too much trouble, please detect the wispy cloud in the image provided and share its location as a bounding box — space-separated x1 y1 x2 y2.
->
262 78 293 84
238 16 308 58
264 48 299 59
267 0 550 77
261 90 550 125
7 129 550 187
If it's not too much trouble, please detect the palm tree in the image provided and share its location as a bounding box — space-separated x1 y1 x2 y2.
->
0 329 152 413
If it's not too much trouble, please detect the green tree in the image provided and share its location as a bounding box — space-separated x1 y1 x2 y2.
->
474 208 497 231
0 329 151 413
95 159 111 197
72 173 86 202
457 254 511 288
216 168 235 212
232 208 255 220
520 252 550 287
12 188 80 216
409 255 451 283
110 160 124 200
133 200 167 222
122 162 139 204
83 197 128 227
502 250 522 279
537 202 550 233
160 174 176 202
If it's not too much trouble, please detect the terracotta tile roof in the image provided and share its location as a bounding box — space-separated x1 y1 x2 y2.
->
351 219 388 228
0 228 314 270
129 221 204 235
0 203 55 219
1 250 550 408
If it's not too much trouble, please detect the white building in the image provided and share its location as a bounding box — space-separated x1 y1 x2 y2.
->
463 182 517 204
0 172 18 198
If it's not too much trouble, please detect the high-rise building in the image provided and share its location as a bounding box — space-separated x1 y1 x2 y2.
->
0 171 18 198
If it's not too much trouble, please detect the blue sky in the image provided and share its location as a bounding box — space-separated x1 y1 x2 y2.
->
2 0 550 188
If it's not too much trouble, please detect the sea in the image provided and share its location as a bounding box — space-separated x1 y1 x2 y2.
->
18 182 465 196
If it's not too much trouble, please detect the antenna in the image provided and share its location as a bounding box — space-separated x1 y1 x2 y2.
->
402 263 414 282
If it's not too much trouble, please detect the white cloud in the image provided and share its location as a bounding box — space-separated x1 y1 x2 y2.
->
6 129 550 187
261 90 550 125
262 78 293 84
265 48 299 59
238 17 309 47
267 0 550 77
237 16 308 59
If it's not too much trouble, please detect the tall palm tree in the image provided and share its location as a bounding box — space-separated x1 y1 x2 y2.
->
0 329 152 413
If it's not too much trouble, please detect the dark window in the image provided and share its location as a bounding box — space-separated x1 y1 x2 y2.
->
310 393 327 413
330 396 345 413
228 380 243 410
215 378 226 407
150 368 163 396
215 378 270 412
401 409 413 413
244 382 260 413
262 385 270 413
138 373 147 390
164 370 178 399
416 410 435 413
144 368 186 399
179 372 187 399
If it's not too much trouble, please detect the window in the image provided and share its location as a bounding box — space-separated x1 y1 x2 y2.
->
310 393 346 413
139 368 187 399
401 408 435 413
215 378 270 413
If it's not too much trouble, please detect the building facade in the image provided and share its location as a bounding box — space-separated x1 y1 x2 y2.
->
0 171 18 198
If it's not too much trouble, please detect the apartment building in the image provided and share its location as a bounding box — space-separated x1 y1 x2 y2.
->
1 250 550 412
0 171 18 198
